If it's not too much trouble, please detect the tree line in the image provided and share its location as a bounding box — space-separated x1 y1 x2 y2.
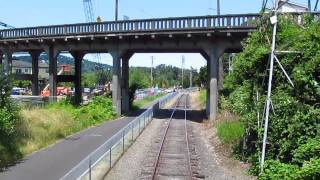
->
222 14 320 178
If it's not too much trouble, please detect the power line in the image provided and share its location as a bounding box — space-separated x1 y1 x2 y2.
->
190 67 193 88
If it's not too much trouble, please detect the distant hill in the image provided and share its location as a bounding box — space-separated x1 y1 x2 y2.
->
13 55 112 73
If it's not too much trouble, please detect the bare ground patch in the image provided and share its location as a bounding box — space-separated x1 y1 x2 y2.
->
188 91 255 179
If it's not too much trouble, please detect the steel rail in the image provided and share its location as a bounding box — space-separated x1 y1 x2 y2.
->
184 94 193 179
151 94 182 180
151 93 193 180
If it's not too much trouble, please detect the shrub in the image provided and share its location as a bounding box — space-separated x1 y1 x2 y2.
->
293 138 320 165
74 96 116 125
222 14 320 177
0 66 24 169
259 160 299 180
260 158 320 180
296 158 320 179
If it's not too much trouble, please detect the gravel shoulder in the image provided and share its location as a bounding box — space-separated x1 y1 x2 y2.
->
103 118 164 180
189 91 255 180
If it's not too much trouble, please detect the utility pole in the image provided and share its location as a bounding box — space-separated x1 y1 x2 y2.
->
189 67 193 88
181 56 185 88
151 56 154 88
115 0 119 21
217 0 221 15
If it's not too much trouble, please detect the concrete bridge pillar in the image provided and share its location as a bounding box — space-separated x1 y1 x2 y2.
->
46 46 59 102
121 57 130 114
0 51 3 65
71 51 84 105
30 51 41 96
111 51 122 115
3 50 12 75
207 47 225 120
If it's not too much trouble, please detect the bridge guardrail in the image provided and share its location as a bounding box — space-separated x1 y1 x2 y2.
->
59 92 177 180
0 14 260 39
2 13 319 40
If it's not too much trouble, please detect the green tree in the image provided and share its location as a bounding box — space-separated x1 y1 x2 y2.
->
0 66 23 169
222 14 320 178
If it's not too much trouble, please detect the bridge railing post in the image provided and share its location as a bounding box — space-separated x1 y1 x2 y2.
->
169 20 173 29
187 18 191 28
227 17 231 27
151 20 155 30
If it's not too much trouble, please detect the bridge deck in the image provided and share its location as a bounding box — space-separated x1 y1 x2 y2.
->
0 14 260 41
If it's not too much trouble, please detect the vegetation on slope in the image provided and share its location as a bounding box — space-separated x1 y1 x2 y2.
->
222 14 320 178
132 93 166 110
0 95 116 169
217 121 245 146
199 89 206 107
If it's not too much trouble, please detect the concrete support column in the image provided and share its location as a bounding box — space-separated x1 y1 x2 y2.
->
30 51 41 96
0 51 3 65
121 58 130 113
71 51 84 105
111 51 122 115
208 47 224 120
3 50 12 75
46 46 59 102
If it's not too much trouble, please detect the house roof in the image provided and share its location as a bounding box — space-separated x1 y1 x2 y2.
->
12 60 31 68
279 0 308 9
12 60 49 68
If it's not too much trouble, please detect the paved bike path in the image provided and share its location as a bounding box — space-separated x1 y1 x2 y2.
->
0 103 158 180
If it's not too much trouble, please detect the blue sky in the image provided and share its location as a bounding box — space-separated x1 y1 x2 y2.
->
0 0 311 70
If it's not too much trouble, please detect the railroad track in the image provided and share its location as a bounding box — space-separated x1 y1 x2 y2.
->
150 93 193 180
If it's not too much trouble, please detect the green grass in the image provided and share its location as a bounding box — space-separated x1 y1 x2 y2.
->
217 121 245 145
132 93 166 110
199 89 206 107
19 96 116 155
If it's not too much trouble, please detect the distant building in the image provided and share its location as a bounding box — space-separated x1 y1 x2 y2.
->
278 0 308 13
12 60 49 79
12 60 32 74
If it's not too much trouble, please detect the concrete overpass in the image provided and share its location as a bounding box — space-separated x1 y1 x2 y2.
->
0 13 260 120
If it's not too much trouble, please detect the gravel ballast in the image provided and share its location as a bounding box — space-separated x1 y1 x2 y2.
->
103 118 164 180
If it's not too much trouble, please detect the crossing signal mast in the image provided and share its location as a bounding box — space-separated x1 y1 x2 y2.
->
83 0 95 22
82 0 102 68
0 21 15 29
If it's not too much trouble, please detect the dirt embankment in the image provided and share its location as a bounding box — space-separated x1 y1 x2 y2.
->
189 91 254 180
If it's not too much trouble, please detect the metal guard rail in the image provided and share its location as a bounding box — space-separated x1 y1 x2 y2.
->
59 92 177 180
0 14 260 39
